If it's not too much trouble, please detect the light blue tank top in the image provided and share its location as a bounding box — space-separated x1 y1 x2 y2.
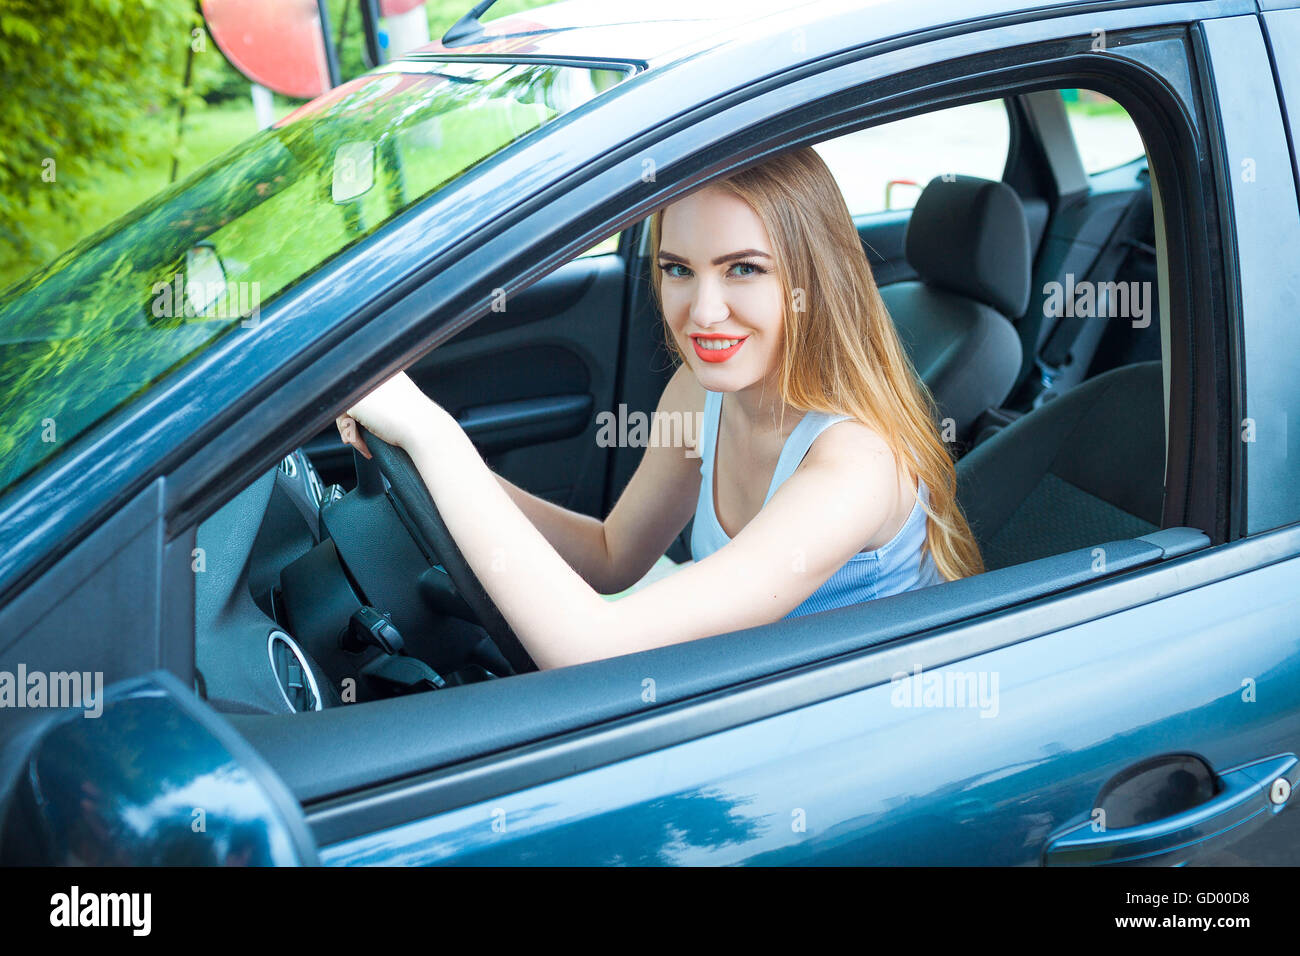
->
690 389 943 618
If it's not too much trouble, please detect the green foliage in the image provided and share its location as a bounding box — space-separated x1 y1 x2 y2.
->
0 0 619 494
0 0 197 261
191 36 251 104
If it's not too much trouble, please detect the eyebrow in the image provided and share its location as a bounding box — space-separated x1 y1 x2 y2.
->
657 249 772 266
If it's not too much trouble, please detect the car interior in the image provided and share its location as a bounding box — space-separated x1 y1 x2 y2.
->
194 85 1174 730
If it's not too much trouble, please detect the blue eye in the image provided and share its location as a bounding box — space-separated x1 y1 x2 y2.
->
658 261 767 278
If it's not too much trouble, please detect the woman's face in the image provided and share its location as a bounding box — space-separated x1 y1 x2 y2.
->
657 186 786 392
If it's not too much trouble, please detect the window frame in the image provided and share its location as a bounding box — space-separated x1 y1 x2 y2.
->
1199 13 1300 537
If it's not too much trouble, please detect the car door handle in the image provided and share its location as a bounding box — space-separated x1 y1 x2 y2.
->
1044 754 1297 866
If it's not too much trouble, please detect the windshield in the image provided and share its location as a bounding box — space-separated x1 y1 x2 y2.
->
0 59 627 497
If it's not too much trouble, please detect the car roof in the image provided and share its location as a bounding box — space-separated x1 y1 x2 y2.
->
407 0 816 66
405 0 1173 67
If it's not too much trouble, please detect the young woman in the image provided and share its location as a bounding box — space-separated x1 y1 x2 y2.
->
337 146 983 670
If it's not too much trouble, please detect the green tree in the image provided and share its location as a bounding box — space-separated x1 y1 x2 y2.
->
0 0 196 260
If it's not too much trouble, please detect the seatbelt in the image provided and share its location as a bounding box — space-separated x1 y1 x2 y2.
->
1034 190 1153 399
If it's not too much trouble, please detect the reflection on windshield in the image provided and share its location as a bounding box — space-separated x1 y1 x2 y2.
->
0 60 626 498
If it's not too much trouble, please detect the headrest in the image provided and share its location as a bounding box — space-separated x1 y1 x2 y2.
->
904 176 1031 318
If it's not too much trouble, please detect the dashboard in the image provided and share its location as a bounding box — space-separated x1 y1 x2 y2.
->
194 450 335 715
194 449 506 716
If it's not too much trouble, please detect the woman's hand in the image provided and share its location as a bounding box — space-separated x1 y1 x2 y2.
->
336 370 441 460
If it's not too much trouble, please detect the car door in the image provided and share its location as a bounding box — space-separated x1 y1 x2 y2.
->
251 8 1300 867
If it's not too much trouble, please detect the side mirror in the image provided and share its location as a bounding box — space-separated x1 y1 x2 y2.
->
0 671 319 866
332 141 375 203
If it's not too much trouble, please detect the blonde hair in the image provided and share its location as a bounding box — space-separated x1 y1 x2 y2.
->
648 146 984 581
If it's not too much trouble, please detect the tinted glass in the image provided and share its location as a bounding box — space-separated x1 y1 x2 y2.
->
0 60 626 497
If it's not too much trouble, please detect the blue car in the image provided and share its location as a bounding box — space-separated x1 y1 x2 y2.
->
1 0 1299 866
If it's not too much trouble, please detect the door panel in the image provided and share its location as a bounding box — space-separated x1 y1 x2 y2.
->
237 530 1203 808
305 254 626 516
316 553 1300 865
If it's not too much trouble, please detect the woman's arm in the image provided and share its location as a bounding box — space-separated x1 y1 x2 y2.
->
490 473 615 592
346 371 900 670
469 363 705 594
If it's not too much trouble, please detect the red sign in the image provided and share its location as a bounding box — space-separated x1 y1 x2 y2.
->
201 0 333 99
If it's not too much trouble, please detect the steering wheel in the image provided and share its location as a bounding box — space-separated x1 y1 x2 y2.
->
356 426 539 675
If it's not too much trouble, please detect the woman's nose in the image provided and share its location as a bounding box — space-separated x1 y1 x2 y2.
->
689 278 729 325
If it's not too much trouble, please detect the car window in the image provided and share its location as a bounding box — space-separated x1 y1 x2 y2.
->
813 99 1011 215
579 234 620 257
0 60 629 499
1061 88 1146 174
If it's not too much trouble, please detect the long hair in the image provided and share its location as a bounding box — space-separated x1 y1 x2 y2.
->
647 146 984 582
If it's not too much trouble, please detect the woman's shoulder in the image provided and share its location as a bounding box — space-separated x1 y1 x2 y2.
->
806 414 895 465
799 417 921 551
800 415 908 497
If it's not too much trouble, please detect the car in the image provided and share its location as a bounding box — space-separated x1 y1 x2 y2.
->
1 0 1299 867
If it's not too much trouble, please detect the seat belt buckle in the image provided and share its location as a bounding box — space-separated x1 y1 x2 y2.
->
1034 357 1063 407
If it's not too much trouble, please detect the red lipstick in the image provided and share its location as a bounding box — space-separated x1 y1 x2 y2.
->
691 333 748 363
